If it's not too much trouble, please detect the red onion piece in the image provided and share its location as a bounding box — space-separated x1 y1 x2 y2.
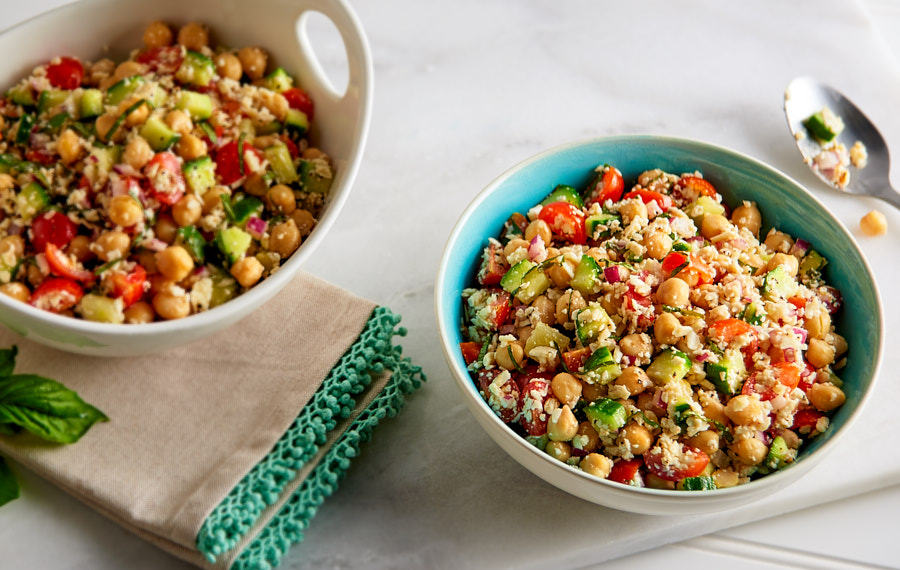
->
789 239 811 257
35 253 49 276
499 324 516 335
6 222 23 237
783 347 796 362
193 266 209 278
652 387 666 410
246 215 268 240
758 431 772 445
819 286 843 314
696 351 711 363
792 327 808 344
113 163 143 178
528 234 547 263
685 235 704 245
144 238 168 252
604 265 623 283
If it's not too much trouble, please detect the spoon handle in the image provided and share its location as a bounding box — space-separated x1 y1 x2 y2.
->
872 185 900 211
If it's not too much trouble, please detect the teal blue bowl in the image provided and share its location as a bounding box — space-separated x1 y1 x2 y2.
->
435 136 882 513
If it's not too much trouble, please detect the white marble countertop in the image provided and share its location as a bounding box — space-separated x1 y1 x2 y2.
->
2 0 899 568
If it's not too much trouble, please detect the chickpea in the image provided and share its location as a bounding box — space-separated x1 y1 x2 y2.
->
548 405 578 442
686 430 720 456
524 219 552 246
700 214 731 239
124 301 155 324
767 252 798 276
551 373 582 408
123 136 154 170
57 129 83 165
804 309 831 340
148 274 172 296
545 441 572 463
95 113 124 142
574 422 600 453
164 110 193 135
808 383 846 412
555 289 586 324
215 52 243 81
243 173 269 196
302 147 324 159
614 366 651 396
495 342 525 371
134 249 157 274
807 338 835 368
582 380 605 403
230 256 265 288
653 312 682 345
0 235 24 259
175 133 207 161
764 229 793 253
778 429 801 449
734 437 767 466
238 46 268 80
580 453 613 478
731 201 762 236
258 91 288 122
143 21 173 49
156 245 194 282
0 282 29 302
620 423 652 455
153 291 190 320
643 231 672 260
859 209 888 236
67 235 93 263
201 186 229 214
121 99 150 127
724 394 765 426
546 261 574 289
267 184 296 214
656 277 689 308
93 231 130 262
177 22 209 50
646 473 676 490
268 219 301 258
531 295 556 326
832 333 848 356
0 173 14 191
712 469 740 489
154 214 178 244
291 209 316 236
619 199 647 224
113 61 146 82
619 333 651 358
172 194 203 227
107 195 143 227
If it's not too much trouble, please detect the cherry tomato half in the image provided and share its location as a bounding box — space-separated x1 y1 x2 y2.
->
678 176 717 198
135 46 185 73
538 202 586 245
608 458 643 485
29 278 84 313
624 188 673 212
31 211 77 252
282 87 315 121
46 57 84 90
460 341 482 365
519 378 550 436
144 151 186 205
478 369 521 423
110 265 147 308
644 443 709 481
477 241 508 286
584 166 624 207
45 243 95 283
214 140 266 186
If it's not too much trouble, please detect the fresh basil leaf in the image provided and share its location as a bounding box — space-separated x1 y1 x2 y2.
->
0 346 17 378
0 374 108 444
0 456 19 507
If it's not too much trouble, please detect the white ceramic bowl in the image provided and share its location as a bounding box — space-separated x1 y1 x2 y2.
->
435 136 882 514
0 0 373 356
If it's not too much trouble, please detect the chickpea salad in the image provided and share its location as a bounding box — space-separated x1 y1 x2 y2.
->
0 20 332 323
460 165 848 491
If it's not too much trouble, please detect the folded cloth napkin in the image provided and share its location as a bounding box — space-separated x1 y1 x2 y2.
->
0 272 424 569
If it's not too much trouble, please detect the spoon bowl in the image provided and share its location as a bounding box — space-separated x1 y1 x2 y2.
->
784 77 900 210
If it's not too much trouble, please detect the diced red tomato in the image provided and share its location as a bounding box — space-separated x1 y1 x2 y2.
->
661 251 689 276
45 243 95 283
214 140 266 185
477 241 508 286
624 188 673 212
518 378 550 436
584 166 625 206
772 361 800 391
660 251 712 284
46 57 84 90
792 408 825 433
485 290 511 329
678 176 717 198
460 341 482 365
608 458 643 485
742 362 801 401
798 362 816 392
135 45 184 73
280 135 299 158
198 124 225 149
110 265 147 308
818 286 843 314
29 278 84 313
624 285 655 329
644 444 709 481
144 151 186 205
31 211 77 252
477 369 521 423
282 87 315 120
708 318 755 345
787 296 807 309
538 201 586 245
26 148 56 165
562 347 591 373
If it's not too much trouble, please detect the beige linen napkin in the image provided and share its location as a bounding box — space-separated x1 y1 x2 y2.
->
0 272 424 568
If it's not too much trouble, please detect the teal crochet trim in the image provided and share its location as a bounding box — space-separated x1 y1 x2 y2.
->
196 306 424 565
233 356 422 570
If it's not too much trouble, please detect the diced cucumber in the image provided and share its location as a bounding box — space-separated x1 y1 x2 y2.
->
526 434 549 451
78 89 103 118
176 226 207 264
299 159 332 194
175 51 216 87
677 476 716 491
687 195 725 223
646 348 692 385
230 195 264 225
45 112 69 134
182 156 216 194
741 301 765 326
541 184 584 209
264 67 294 93
208 267 238 308
215 226 252 263
580 346 622 384
762 265 797 300
89 145 122 177
264 143 298 184
515 267 550 304
672 240 691 252
585 212 620 240
799 250 827 276
78 294 125 324
500 260 534 294
175 91 214 120
140 117 181 151
105 76 144 106
804 107 844 143
16 114 35 145
37 89 70 114
763 435 791 472
0 154 21 174
8 84 35 107
15 182 49 221
585 398 627 434
256 120 282 136
285 108 309 134
704 350 746 395
0 255 20 284
524 322 570 355
574 302 613 345
570 255 600 296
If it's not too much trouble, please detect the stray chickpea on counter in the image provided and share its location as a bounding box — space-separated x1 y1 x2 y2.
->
0 20 332 322
460 165 848 491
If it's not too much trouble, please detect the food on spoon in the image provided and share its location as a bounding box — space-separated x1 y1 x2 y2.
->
0 20 332 322
859 210 887 236
803 107 844 143
460 164 848 490
803 107 868 189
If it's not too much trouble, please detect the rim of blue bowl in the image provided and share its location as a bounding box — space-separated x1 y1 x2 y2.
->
435 134 884 500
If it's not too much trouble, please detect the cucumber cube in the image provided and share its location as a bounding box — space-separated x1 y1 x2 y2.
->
79 294 125 324
799 250 827 275
687 195 725 223
804 107 844 143
540 184 584 209
209 268 238 308
762 265 798 300
704 351 746 395
140 117 181 151
500 260 534 294
264 67 294 93
570 255 600 296
762 435 793 472
15 182 49 221
574 302 613 345
585 213 620 240
264 143 298 184
677 476 716 491
105 76 144 106
515 267 550 304
175 91 214 120
8 84 35 107
646 348 692 385
79 89 104 118
299 159 332 194
285 108 309 135
16 114 35 145
580 346 622 384
524 322 570 355
183 156 216 194
585 398 627 433
38 89 70 115
215 226 252 264
176 51 216 87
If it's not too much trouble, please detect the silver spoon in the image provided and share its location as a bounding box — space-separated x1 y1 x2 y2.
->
784 77 900 210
